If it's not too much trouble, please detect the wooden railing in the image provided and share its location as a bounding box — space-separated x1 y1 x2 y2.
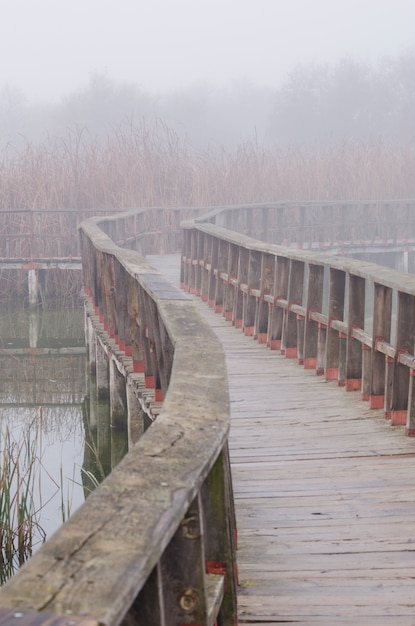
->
181 215 415 435
1 201 415 625
195 199 415 249
2 200 415 262
0 211 237 625
0 207 203 260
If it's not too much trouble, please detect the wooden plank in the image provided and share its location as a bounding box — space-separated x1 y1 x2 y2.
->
150 255 415 625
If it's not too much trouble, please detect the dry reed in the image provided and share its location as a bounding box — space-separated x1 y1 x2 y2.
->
1 121 415 299
0 123 415 214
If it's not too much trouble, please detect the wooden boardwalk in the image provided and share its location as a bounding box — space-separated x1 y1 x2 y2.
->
150 255 415 626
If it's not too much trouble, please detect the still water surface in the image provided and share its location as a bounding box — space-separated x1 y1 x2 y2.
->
0 301 88 546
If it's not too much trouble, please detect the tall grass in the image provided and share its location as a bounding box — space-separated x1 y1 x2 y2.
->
0 122 415 213
0 420 47 583
1 120 415 300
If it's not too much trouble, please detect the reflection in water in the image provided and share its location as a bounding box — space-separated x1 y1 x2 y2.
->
0 302 87 578
0 300 130 581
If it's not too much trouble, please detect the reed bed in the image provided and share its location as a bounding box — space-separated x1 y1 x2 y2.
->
0 123 415 213
1 121 415 300
0 420 47 583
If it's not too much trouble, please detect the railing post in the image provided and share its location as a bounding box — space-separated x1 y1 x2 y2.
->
303 264 324 370
243 250 261 336
254 252 274 343
214 239 228 315
385 292 415 425
367 283 392 408
345 274 365 391
96 338 110 399
109 358 128 431
158 496 209 625
283 259 304 359
208 236 219 308
201 446 238 626
223 243 239 322
406 369 415 436
267 255 289 350
261 206 269 243
326 268 345 381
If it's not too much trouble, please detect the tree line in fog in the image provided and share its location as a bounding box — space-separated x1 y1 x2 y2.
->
1 50 415 152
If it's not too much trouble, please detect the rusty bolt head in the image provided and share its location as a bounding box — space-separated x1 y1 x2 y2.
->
179 587 198 611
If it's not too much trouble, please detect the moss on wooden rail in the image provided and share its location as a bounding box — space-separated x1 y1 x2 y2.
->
0 210 237 626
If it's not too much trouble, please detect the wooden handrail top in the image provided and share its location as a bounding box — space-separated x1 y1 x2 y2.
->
0 213 231 624
184 221 415 297
191 198 415 221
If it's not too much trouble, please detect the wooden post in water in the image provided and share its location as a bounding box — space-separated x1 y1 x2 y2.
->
109 357 128 430
126 378 145 445
28 268 38 307
96 338 110 399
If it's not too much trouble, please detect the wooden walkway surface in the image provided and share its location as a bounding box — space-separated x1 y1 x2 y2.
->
149 255 415 626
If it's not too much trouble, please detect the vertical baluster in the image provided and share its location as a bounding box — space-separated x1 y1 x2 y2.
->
201 447 238 626
326 268 345 381
386 292 415 425
346 274 365 391
283 259 304 359
267 255 289 350
159 496 208 625
303 263 324 370
368 283 392 408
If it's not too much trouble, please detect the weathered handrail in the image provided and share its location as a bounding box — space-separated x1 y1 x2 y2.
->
3 200 415 261
0 207 203 259
0 211 237 625
182 217 415 435
193 199 415 250
2 200 415 624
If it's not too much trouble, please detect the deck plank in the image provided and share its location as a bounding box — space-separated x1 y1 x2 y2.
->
149 255 415 626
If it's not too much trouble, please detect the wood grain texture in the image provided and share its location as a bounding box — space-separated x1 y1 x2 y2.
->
153 254 415 626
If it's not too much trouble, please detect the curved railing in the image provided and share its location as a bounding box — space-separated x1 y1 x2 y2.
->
1 200 415 624
181 211 415 435
192 199 415 253
2 200 415 260
0 209 237 626
0 206 203 259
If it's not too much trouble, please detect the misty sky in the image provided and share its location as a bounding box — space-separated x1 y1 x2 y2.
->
1 0 415 102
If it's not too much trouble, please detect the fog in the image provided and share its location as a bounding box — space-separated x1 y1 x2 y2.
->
1 0 415 150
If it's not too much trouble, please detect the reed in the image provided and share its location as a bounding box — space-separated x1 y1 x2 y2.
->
1 122 415 300
1 124 415 215
0 420 46 584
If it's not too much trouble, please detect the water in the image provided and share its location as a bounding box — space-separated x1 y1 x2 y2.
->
0 301 88 553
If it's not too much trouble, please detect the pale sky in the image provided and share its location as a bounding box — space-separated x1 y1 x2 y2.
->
1 0 414 102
